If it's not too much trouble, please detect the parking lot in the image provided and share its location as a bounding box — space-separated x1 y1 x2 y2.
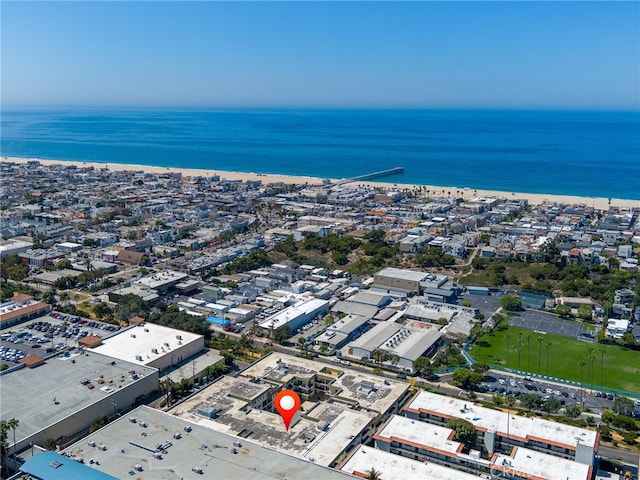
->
478 372 635 414
509 310 584 338
0 312 120 367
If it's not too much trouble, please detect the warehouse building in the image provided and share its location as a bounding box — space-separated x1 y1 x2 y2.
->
0 350 158 454
59 405 354 480
345 321 442 372
372 267 449 296
257 296 329 336
92 323 205 372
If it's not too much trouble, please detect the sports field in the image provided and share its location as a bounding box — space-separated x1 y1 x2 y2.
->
471 326 640 394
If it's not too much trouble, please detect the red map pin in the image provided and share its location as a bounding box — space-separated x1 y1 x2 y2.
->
274 389 301 431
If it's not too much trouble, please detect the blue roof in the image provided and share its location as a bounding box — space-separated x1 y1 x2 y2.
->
207 316 230 325
20 451 119 480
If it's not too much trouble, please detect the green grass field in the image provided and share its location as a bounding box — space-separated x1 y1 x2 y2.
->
470 326 640 394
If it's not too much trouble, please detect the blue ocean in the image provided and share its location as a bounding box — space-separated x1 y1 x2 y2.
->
1 108 639 199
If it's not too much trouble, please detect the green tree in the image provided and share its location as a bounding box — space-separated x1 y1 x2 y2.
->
613 396 635 417
420 356 441 378
446 418 477 452
6 418 18 463
0 420 8 477
555 304 572 318
366 467 383 480
373 349 388 366
55 259 72 270
44 438 57 451
500 294 522 312
565 406 582 419
273 325 291 343
576 304 593 321
93 302 113 320
471 363 489 374
90 414 109 433
543 397 561 415
519 393 543 412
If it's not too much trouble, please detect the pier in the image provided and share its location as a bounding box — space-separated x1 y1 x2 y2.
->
332 166 404 186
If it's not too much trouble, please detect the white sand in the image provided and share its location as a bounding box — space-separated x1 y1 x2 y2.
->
4 156 639 211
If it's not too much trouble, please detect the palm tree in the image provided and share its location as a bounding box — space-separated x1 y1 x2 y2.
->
366 467 382 480
503 395 515 439
84 257 94 272
0 420 9 477
7 418 19 464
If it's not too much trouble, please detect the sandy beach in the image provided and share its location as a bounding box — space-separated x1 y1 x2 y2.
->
4 156 639 211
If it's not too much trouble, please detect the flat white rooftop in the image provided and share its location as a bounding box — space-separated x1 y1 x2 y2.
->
375 415 462 456
134 269 188 290
64 405 354 480
375 267 429 283
341 444 483 480
92 323 203 366
258 297 328 330
0 351 157 447
492 447 592 480
405 391 598 450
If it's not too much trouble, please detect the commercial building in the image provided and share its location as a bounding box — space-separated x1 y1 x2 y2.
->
345 321 442 372
257 296 329 335
92 323 205 372
313 314 370 353
372 267 449 296
59 405 354 480
403 391 598 465
0 295 51 329
0 350 158 454
170 352 411 467
133 269 188 294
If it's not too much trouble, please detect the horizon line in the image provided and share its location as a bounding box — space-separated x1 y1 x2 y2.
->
2 104 640 113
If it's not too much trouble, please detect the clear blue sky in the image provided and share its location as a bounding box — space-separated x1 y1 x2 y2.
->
2 1 639 109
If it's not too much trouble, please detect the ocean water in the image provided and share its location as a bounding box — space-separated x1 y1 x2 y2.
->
1 108 639 199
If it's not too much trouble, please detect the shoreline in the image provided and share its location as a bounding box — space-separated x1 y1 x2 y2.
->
4 156 639 210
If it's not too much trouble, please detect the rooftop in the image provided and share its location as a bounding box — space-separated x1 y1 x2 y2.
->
0 351 157 447
492 447 592 480
404 391 598 450
240 353 410 414
340 444 483 480
62 405 354 480
374 414 462 456
169 375 372 467
257 297 329 330
92 323 203 366
134 269 188 290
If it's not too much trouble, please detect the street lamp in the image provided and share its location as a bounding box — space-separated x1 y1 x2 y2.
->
537 337 544 375
589 355 596 393
526 334 531 372
578 361 586 406
518 332 523 369
545 341 551 377
600 349 605 392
